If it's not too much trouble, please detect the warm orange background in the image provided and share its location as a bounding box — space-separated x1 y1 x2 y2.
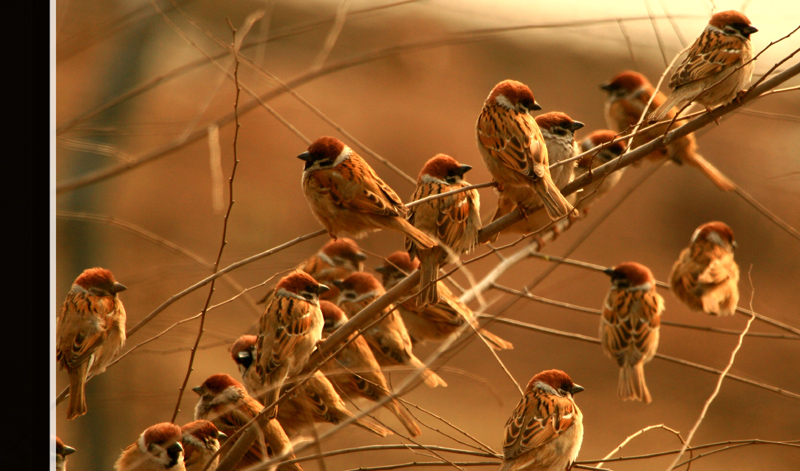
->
54 1 800 470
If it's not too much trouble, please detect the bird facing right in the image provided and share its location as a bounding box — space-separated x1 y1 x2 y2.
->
56 267 128 419
650 10 758 121
600 262 663 403
500 369 584 471
180 420 226 471
56 437 76 471
670 221 740 316
476 79 575 222
114 422 185 471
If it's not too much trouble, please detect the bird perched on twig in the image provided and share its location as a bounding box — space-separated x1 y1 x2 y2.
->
333 271 447 388
57 267 127 419
376 251 513 350
670 221 740 316
650 10 758 121
499 370 584 471
299 136 436 249
477 80 575 223
406 153 482 305
320 300 422 437
192 374 302 471
600 262 663 403
114 422 185 471
180 420 226 471
601 70 735 191
573 129 628 216
255 271 327 418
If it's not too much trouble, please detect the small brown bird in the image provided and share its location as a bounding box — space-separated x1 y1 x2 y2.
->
670 221 740 316
376 251 513 350
495 111 584 238
320 300 422 437
180 420 226 471
600 262 663 403
500 370 584 471
407 154 482 305
56 267 127 419
650 10 758 121
230 335 392 438
601 70 735 191
333 271 447 388
477 79 575 222
56 437 76 471
114 422 185 471
573 129 628 216
299 136 436 249
192 374 302 471
256 271 327 417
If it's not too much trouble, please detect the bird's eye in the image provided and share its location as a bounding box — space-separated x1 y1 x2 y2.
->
344 292 356 300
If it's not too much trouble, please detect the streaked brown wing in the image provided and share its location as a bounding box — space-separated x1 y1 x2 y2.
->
57 290 110 368
261 296 314 375
478 105 546 180
503 387 577 460
670 32 746 89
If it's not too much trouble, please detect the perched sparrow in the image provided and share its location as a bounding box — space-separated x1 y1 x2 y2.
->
334 271 447 388
670 221 740 316
230 335 391 438
476 79 575 222
55 437 76 471
573 130 628 216
181 420 226 471
600 262 663 403
192 374 302 471
256 270 327 417
601 70 735 191
256 238 367 305
650 10 758 121
496 112 584 237
114 422 185 471
376 251 513 350
56 267 127 419
299 136 436 249
500 370 584 471
406 154 482 305
320 300 422 437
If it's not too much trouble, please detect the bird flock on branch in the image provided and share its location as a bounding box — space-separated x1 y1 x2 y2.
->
55 10 757 471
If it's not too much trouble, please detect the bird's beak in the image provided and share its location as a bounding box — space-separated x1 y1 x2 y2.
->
63 446 76 456
603 267 616 277
166 442 184 468
316 284 330 294
297 151 314 162
532 100 542 111
332 280 346 290
570 384 585 395
374 266 388 275
742 25 758 36
217 431 228 440
570 121 585 132
600 83 613 92
354 252 368 262
191 386 203 395
112 282 127 293
455 164 473 176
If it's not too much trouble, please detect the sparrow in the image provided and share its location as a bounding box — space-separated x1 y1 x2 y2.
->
192 373 302 471
255 270 327 417
56 437 76 471
180 420 226 471
376 251 513 350
114 422 185 471
495 111 584 237
256 237 367 305
600 262 664 403
406 153 482 305
500 370 584 471
333 271 447 388
669 221 740 316
230 335 392 438
601 70 735 191
650 10 758 121
299 136 436 249
476 79 575 223
56 267 127 419
320 300 422 437
573 129 628 216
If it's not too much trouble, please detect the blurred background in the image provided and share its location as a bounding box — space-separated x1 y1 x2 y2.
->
53 0 800 470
